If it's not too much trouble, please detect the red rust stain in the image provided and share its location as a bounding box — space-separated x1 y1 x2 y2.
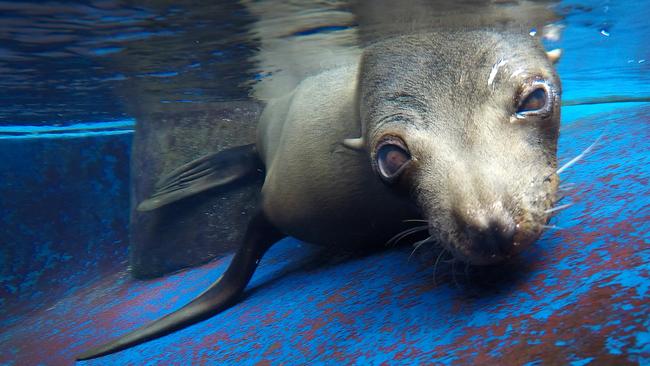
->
598 173 616 184
393 345 426 361
429 284 645 365
325 293 346 304
262 310 278 326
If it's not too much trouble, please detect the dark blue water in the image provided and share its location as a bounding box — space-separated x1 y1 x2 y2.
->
0 1 648 129
0 1 258 126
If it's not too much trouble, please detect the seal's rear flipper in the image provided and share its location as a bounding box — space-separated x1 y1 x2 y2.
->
138 144 262 211
76 211 283 361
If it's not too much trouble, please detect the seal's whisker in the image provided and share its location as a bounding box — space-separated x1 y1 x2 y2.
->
558 182 576 191
541 224 564 230
402 219 428 223
386 225 428 246
545 202 573 214
389 225 429 245
408 236 435 260
432 249 447 287
556 134 603 174
413 236 435 248
451 260 460 288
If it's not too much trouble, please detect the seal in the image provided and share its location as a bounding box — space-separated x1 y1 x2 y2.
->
77 30 562 360
128 102 264 280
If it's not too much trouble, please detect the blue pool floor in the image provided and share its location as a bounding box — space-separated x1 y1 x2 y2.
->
0 104 649 365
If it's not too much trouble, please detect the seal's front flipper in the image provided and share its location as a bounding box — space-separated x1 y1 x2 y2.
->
138 144 262 211
76 211 283 361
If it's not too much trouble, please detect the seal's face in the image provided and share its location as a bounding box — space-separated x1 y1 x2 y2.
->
361 31 561 265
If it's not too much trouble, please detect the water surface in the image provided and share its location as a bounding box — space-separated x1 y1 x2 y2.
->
0 0 647 127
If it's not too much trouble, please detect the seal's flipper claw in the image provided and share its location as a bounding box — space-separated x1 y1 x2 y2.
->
76 211 283 361
138 144 262 211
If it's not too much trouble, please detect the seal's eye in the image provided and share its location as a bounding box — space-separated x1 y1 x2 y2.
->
517 88 547 113
376 137 411 183
514 81 554 120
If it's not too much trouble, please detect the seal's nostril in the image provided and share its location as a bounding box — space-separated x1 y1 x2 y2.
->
493 220 515 241
489 220 516 255
455 209 518 257
452 205 532 261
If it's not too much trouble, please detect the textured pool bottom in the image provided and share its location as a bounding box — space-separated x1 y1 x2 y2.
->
0 105 648 365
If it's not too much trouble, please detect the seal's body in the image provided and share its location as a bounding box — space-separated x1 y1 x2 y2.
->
259 64 417 246
261 31 560 262
78 31 561 360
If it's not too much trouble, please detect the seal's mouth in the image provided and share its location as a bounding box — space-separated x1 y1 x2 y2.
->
440 214 546 265
430 174 559 266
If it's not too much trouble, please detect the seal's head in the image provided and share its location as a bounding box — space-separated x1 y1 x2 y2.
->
360 31 561 265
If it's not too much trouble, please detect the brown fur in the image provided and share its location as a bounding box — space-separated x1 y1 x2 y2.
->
260 31 561 263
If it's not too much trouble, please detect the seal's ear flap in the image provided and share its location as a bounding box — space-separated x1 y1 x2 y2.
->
342 137 365 151
546 49 562 64
138 144 262 211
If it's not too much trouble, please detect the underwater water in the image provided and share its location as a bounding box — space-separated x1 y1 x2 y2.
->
0 0 648 365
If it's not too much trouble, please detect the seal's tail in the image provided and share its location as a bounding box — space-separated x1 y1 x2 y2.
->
76 212 283 361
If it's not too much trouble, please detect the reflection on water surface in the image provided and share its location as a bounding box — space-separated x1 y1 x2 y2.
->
0 0 647 125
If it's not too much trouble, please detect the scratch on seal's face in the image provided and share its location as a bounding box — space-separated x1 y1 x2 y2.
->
362 31 561 265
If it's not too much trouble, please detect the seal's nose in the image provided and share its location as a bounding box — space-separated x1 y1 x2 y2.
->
453 208 519 258
475 219 517 255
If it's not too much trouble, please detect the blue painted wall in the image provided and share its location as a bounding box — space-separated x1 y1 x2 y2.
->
0 134 131 325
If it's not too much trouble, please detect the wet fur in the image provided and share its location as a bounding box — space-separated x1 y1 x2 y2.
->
262 31 560 263
78 30 561 360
